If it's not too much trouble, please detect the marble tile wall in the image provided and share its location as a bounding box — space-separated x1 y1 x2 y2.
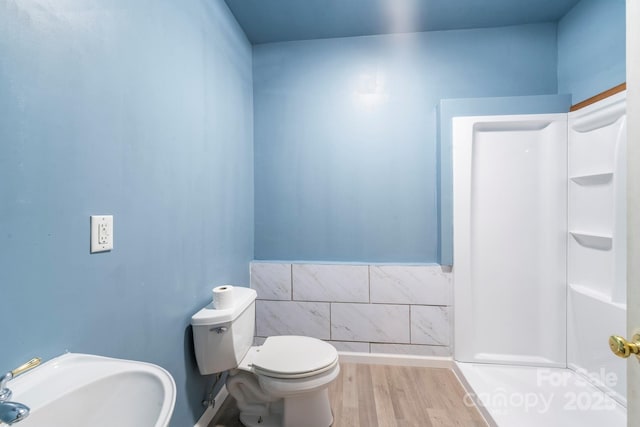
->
250 262 453 356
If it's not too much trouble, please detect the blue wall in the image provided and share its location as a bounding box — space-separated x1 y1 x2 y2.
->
558 0 626 104
0 0 253 425
254 24 559 262
437 94 572 265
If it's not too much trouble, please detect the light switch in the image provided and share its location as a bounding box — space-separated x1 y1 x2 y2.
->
91 215 113 253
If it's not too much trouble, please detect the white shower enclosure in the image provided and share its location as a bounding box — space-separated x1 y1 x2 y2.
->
452 92 627 426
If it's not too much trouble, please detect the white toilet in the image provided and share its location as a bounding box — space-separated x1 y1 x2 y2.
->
191 287 340 427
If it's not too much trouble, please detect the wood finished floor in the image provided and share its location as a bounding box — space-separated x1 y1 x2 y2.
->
208 363 487 427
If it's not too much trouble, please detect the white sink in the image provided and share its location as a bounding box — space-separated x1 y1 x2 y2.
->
8 353 176 427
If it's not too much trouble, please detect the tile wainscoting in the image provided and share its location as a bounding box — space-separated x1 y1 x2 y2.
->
250 262 452 357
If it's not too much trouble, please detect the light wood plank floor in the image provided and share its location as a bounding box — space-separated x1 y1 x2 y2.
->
209 363 487 427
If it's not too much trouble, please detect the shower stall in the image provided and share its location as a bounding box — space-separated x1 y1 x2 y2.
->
452 92 627 426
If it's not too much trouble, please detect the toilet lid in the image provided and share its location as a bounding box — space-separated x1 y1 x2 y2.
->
252 336 338 379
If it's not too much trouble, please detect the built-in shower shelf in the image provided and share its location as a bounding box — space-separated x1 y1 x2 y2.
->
569 231 613 250
570 172 614 185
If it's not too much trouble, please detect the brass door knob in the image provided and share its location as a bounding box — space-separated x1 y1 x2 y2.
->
609 335 640 358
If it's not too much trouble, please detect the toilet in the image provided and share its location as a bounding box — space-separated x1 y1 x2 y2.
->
191 287 340 427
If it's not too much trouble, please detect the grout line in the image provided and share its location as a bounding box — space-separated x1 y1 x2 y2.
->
368 264 371 303
409 305 412 344
366 341 449 347
290 263 293 301
254 298 446 307
329 302 332 340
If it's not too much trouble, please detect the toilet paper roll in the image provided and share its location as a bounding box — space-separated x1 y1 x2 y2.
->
212 285 234 310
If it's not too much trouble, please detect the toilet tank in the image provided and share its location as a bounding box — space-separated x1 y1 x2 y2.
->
191 287 257 375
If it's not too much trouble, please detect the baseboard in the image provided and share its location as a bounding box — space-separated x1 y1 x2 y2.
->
194 386 229 427
338 351 453 368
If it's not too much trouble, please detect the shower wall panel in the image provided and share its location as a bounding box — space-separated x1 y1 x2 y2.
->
453 114 568 367
566 92 627 405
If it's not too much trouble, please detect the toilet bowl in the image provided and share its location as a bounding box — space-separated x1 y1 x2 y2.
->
191 287 339 427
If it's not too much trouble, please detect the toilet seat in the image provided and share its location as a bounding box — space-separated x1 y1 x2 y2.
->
250 336 339 379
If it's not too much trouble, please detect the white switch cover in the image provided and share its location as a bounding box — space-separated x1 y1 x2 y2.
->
91 215 113 253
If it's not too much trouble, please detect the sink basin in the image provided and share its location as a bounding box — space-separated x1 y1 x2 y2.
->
8 353 176 427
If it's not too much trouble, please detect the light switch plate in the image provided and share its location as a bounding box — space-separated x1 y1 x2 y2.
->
91 215 113 253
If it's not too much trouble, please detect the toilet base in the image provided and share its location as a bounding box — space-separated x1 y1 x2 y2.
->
236 389 333 427
282 388 333 427
238 412 282 427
